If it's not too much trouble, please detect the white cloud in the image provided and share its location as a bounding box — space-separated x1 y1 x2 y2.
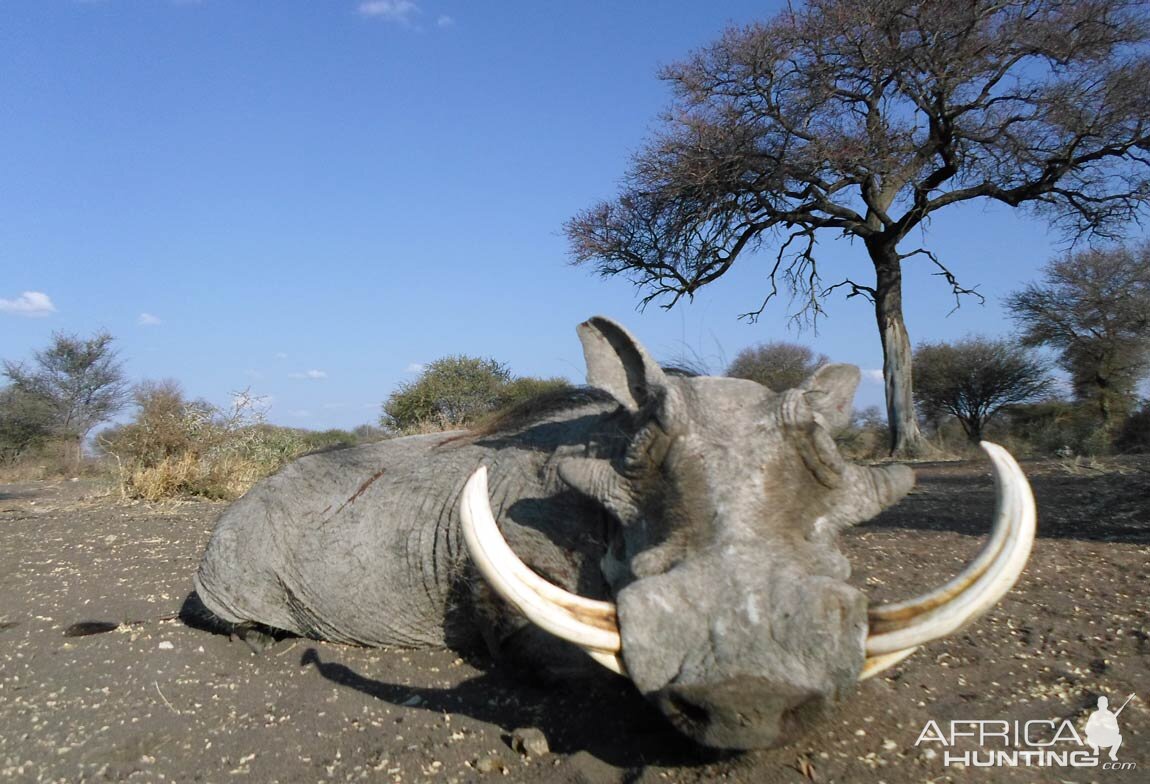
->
436 14 454 27
358 0 419 23
289 409 312 418
289 369 328 380
0 291 56 318
274 352 289 360
137 312 162 326
404 362 426 373
862 369 885 384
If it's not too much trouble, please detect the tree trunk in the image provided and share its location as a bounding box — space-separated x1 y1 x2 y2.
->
964 418 983 445
870 244 929 457
68 435 83 474
1095 374 1119 433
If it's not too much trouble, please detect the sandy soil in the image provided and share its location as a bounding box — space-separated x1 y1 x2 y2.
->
1 456 1147 783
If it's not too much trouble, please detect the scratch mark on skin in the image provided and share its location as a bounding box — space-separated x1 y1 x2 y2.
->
321 468 386 526
338 467 388 514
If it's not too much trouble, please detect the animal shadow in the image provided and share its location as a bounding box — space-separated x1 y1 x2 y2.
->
301 647 727 770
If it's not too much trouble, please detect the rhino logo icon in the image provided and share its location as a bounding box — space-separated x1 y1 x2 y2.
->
1084 693 1134 761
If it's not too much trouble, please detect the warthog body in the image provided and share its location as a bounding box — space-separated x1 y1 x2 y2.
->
195 317 1033 749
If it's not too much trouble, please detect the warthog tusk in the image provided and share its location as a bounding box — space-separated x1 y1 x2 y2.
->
460 466 627 676
859 647 918 681
862 442 1036 667
584 649 627 676
866 447 1017 629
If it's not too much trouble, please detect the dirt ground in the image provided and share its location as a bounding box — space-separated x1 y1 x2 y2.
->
1 456 1147 784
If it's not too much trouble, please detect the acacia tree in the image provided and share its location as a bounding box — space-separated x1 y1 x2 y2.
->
914 337 1053 443
566 0 1150 455
3 331 129 466
1006 242 1150 428
726 342 828 391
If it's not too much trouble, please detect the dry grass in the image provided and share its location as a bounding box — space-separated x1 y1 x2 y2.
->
0 461 56 483
102 387 314 502
112 428 309 502
0 444 108 483
114 452 279 502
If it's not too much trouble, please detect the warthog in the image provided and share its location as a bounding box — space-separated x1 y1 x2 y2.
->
194 317 1035 749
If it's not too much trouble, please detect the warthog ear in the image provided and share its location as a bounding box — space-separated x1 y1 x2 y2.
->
800 364 861 431
578 317 668 412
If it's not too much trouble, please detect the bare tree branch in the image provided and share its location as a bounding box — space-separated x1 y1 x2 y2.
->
822 278 877 304
900 247 986 313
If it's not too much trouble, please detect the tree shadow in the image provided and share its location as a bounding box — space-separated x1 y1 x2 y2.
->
300 647 727 770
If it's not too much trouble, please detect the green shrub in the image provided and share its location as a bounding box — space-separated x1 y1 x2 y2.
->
0 386 56 463
383 356 511 433
382 357 571 434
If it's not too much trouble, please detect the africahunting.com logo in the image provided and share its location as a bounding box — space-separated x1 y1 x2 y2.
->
915 692 1138 771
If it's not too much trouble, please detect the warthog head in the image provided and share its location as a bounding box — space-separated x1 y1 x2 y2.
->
461 317 1035 749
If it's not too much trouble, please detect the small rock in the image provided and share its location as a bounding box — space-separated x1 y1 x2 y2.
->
400 695 423 707
510 727 549 757
158 641 174 650
474 754 505 774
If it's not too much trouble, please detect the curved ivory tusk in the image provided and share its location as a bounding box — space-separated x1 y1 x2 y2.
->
859 647 918 681
459 466 624 662
867 458 1014 628
865 442 1036 657
585 649 628 676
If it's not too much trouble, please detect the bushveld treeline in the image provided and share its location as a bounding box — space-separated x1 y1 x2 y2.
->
3 243 1148 499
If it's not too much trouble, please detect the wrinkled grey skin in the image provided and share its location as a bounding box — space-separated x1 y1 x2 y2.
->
194 317 914 749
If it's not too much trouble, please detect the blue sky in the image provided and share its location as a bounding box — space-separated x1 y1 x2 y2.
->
2 0 1143 431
